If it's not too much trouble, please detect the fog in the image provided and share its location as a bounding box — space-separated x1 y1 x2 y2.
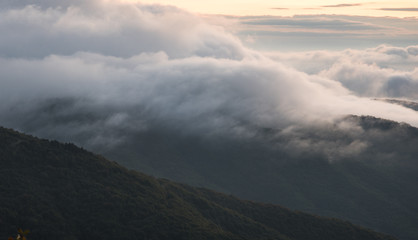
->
1 0 418 151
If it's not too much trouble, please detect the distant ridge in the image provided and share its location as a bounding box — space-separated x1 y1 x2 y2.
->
98 115 418 240
0 126 396 240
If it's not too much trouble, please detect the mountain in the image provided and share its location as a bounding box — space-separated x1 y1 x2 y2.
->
95 115 418 240
3 95 418 239
377 98 418 111
0 126 397 240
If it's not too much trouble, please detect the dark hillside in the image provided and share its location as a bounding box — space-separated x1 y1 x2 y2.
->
0 127 396 240
99 116 418 240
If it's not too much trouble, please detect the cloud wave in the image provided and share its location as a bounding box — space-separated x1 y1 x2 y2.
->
1 0 418 151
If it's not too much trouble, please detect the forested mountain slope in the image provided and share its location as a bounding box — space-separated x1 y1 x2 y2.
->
99 115 418 240
0 126 397 240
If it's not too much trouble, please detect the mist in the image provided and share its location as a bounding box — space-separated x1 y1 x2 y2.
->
1 0 418 153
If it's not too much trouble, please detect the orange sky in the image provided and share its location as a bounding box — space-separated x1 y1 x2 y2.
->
129 0 418 17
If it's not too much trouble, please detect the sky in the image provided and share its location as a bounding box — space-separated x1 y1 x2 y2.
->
135 0 418 17
122 0 418 51
222 14 418 51
0 0 418 149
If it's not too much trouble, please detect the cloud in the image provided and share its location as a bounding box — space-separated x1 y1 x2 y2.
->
1 0 418 155
265 45 418 100
321 4 363 8
228 15 418 51
278 119 369 161
267 44 418 72
320 61 418 98
379 8 418 12
241 17 384 31
0 2 246 59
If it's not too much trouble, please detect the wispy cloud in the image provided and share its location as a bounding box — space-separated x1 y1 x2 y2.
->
379 8 418 11
229 15 418 51
241 17 386 31
321 3 363 8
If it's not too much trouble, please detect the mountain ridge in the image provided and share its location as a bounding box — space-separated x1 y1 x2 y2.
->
93 115 418 240
0 126 397 240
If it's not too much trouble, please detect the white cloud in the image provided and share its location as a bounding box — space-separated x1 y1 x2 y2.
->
266 45 418 100
1 0 418 150
266 45 418 73
320 61 418 99
0 1 246 59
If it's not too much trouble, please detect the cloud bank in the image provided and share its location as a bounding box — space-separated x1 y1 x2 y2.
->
0 1 246 59
267 45 418 99
1 0 418 152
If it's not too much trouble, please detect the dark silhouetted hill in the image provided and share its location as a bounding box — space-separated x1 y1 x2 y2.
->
0 126 397 240
99 115 418 240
